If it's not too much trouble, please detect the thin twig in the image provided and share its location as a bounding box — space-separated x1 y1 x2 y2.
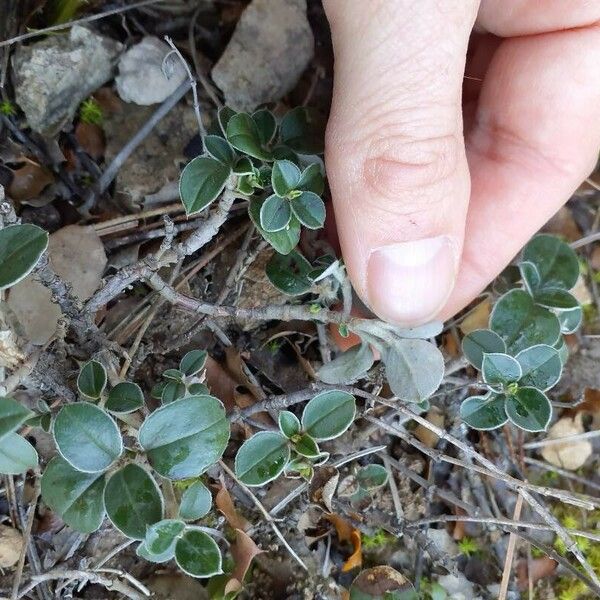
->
523 429 600 450
498 492 523 600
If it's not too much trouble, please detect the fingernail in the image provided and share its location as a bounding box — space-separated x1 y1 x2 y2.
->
367 235 458 326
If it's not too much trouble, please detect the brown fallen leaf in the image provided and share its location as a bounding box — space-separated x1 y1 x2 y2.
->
349 565 415 597
7 158 54 202
540 413 592 471
516 556 557 590
75 121 106 160
224 528 264 594
325 513 362 572
0 524 24 568
216 481 250 532
414 408 444 448
308 466 339 512
459 298 491 335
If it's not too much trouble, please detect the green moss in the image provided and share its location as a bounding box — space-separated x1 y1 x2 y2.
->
0 100 16 117
457 537 480 557
361 528 394 550
79 98 103 126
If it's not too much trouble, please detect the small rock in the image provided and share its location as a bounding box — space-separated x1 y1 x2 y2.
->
115 36 187 105
8 225 107 345
426 528 459 558
212 0 314 111
437 573 476 600
541 413 592 470
0 524 24 568
13 26 122 136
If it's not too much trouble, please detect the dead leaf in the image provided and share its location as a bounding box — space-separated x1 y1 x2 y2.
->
540 413 592 470
298 506 330 546
308 466 339 512
75 121 106 160
225 346 264 399
459 298 491 335
7 158 54 202
516 556 557 590
571 388 600 430
204 357 237 411
442 332 459 357
349 565 415 597
7 225 107 345
571 274 593 306
414 408 444 448
0 524 24 567
325 513 362 572
216 481 250 532
224 529 264 594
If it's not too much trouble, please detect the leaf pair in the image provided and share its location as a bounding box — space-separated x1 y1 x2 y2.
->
0 397 37 474
234 390 356 486
150 350 209 404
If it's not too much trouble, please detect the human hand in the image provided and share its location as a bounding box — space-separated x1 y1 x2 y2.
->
323 1 600 326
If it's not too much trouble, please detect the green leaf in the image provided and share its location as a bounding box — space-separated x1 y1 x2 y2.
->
280 107 324 154
259 194 291 232
519 261 541 294
555 336 569 366
290 191 325 229
297 163 325 195
253 109 277 146
161 381 187 404
145 519 185 555
179 481 212 521
0 224 48 290
522 234 579 290
175 527 222 578
106 382 144 414
53 403 122 473
558 306 582 334
218 106 236 135
180 350 208 376
204 135 237 166
271 160 302 197
104 464 163 539
234 431 290 486
0 433 38 474
293 433 320 458
301 390 356 441
249 197 300 255
163 368 185 381
278 411 301 439
151 381 167 400
188 383 210 395
77 360 107 399
0 397 32 439
481 353 522 386
226 113 271 160
460 394 508 430
505 387 552 432
265 250 312 295
349 566 417 600
139 395 230 479
41 457 105 533
533 287 579 311
462 329 507 370
382 339 444 402
515 344 562 391
179 157 231 216
356 464 388 490
317 343 375 385
137 541 174 564
233 156 255 176
490 289 561 353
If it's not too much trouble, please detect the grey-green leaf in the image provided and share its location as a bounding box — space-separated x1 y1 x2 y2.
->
179 481 212 521
0 224 49 290
290 191 325 229
301 390 356 441
265 249 312 295
460 394 508 431
481 353 522 386
145 519 185 555
356 464 388 490
161 380 187 404
54 403 122 473
558 306 582 334
505 387 552 432
179 350 208 376
253 108 277 146
249 197 300 255
204 135 236 166
0 397 32 439
382 339 444 402
175 528 222 578
218 106 236 135
104 464 163 539
259 194 291 232
278 411 301 439
490 289 561 353
516 344 562 391
226 113 271 160
522 234 579 290
77 360 107 399
271 160 301 197
519 260 541 295
280 107 324 154
106 382 144 414
139 395 230 479
297 163 325 195
317 343 375 385
293 433 320 458
234 431 290 486
137 541 175 564
0 433 38 474
41 457 105 533
179 156 231 216
533 287 579 311
462 329 507 370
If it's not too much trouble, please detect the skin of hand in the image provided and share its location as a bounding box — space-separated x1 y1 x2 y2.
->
323 0 600 327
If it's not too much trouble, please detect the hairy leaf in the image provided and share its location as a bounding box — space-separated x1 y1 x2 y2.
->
77 359 107 399
301 390 356 441
252 109 277 146
259 194 291 232
558 306 582 334
226 113 271 160
505 387 552 432
179 480 212 521
460 394 508 431
293 433 320 458
0 433 38 474
145 519 185 556
271 160 301 197
175 527 222 578
278 411 301 439
516 345 562 391
249 197 300 255
234 431 290 486
179 157 231 216
356 464 388 490
481 353 522 386
0 224 48 290
290 191 325 229
204 135 236 166
0 397 32 439
280 107 324 154
106 382 144 414
265 250 312 295
179 350 208 377
297 163 325 195
522 234 579 290
317 343 375 385
461 329 506 370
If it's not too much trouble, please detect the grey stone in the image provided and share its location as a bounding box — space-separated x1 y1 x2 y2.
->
13 26 121 136
212 0 313 112
115 36 187 105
